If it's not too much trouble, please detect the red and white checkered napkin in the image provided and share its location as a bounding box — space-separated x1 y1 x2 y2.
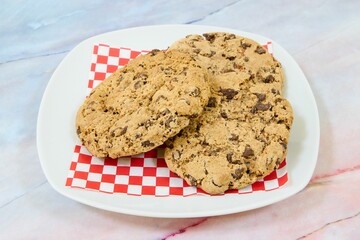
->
66 43 288 197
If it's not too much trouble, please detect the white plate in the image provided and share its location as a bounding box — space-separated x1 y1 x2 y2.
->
37 24 320 218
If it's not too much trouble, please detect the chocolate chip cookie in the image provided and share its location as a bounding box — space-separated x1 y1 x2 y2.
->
76 49 210 158
165 33 293 194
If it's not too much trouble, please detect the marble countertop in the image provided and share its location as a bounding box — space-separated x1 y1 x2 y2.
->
1 0 359 239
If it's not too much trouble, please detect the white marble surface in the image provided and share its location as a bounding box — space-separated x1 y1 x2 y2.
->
1 0 360 239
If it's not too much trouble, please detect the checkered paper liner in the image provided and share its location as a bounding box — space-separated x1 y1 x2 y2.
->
66 43 288 197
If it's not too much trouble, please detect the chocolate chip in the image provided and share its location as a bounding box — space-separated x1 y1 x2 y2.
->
207 97 217 108
220 111 228 119
76 127 81 135
201 140 209 146
264 75 275 83
226 56 236 61
254 93 266 101
194 48 201 54
226 152 240 164
190 113 199 118
219 88 239 100
189 87 200 97
161 108 170 115
134 72 148 80
134 81 142 89
149 49 160 56
241 42 252 49
244 57 249 62
252 103 271 113
242 146 254 158
110 126 128 137
271 88 280 95
232 168 244 180
229 134 239 141
140 119 152 128
135 133 142 139
209 50 216 57
172 150 181 160
180 67 188 76
224 34 236 40
165 116 175 128
221 68 235 73
185 174 198 186
203 33 216 43
280 141 287 150
141 140 155 147
255 46 266 54
120 126 128 136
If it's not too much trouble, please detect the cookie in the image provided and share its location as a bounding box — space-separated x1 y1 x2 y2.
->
170 32 284 93
164 33 293 194
76 49 210 158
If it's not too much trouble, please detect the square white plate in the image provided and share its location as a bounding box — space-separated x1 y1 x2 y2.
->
37 24 320 218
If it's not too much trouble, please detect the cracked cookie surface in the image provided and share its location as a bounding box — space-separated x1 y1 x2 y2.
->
165 32 293 194
76 49 210 158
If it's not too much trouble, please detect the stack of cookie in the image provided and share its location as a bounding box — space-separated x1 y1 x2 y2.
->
76 32 293 194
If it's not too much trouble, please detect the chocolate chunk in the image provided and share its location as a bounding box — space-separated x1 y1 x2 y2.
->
165 116 175 128
161 108 170 115
221 68 235 73
203 33 216 43
141 140 155 147
110 126 128 137
280 141 287 150
226 152 233 162
242 146 254 158
172 150 181 160
185 174 198 186
232 168 244 180
220 111 228 119
233 62 244 71
76 127 81 135
229 134 239 141
254 93 266 101
134 81 142 89
226 56 236 61
271 88 280 95
140 119 152 129
134 72 148 80
255 46 266 54
190 87 200 97
207 97 217 108
120 126 128 136
244 57 249 62
252 102 271 113
224 34 236 40
149 49 160 56
219 88 239 100
241 42 252 49
264 75 274 83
